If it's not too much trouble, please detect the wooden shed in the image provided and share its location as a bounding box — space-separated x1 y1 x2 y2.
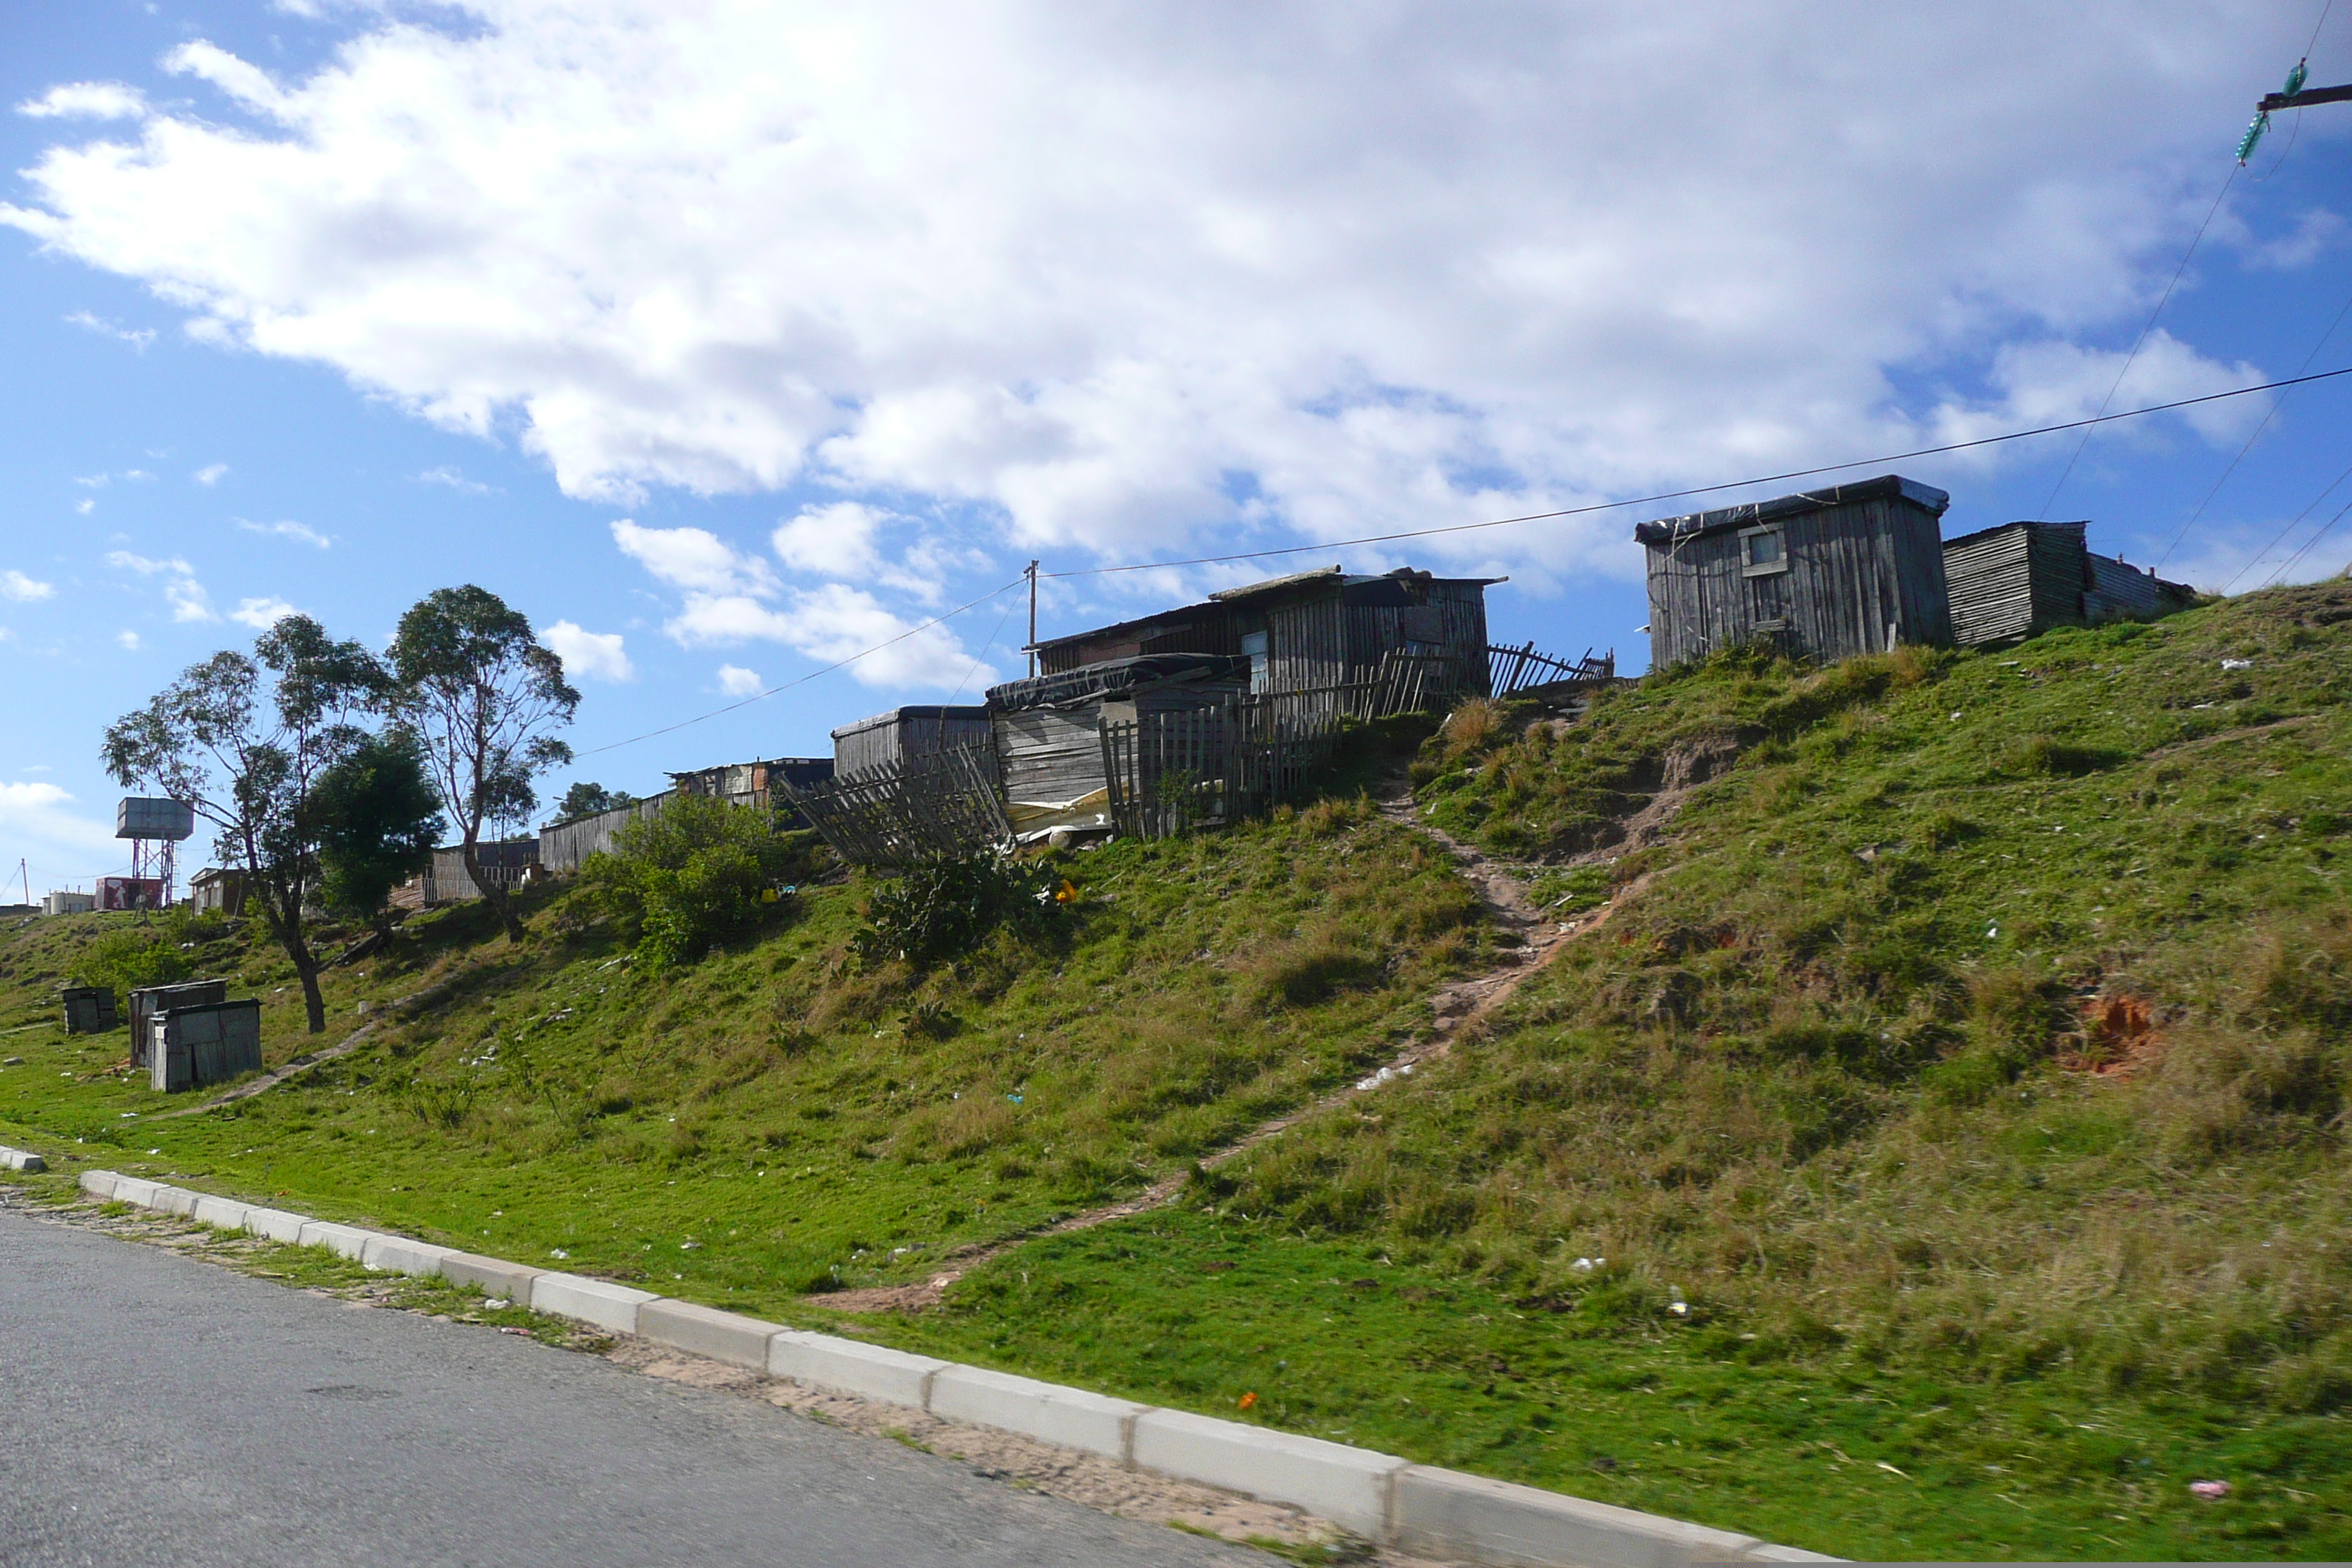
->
1030 567 1500 696
1637 475 1953 668
1942 521 2198 647
832 706 991 777
986 654 1248 840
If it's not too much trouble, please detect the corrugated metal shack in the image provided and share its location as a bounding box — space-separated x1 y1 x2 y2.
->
832 707 990 777
1638 475 1954 667
987 654 1251 839
1942 521 2198 647
1029 566 1501 699
189 867 246 917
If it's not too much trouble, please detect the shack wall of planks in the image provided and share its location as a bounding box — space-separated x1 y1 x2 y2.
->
1637 475 1954 668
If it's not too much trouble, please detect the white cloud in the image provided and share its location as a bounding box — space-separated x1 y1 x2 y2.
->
105 550 192 576
612 519 776 598
124 469 155 483
2242 208 2346 272
715 663 762 696
614 518 988 687
74 497 94 516
1 570 56 603
0 5 2321 583
74 472 108 489
0 780 118 892
106 550 219 622
415 465 496 495
194 463 229 485
236 518 331 549
17 82 147 121
117 629 141 650
227 595 300 628
65 310 154 350
540 619 634 682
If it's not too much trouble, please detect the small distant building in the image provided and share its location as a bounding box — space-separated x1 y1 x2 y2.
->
148 999 263 1093
831 707 991 777
1637 475 1955 668
1942 521 2198 647
41 891 95 917
97 876 165 912
129 980 228 1072
189 867 248 918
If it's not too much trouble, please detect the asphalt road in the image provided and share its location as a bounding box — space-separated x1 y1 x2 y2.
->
0 1205 1258 1568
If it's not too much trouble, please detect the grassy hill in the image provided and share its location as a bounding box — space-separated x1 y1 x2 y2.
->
7 582 2352 1558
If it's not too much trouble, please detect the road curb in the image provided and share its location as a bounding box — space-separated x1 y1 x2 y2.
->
77 1168 1840 1566
0 1143 47 1172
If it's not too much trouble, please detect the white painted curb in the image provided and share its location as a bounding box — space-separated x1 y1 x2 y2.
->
0 1143 48 1172
77 1169 1837 1566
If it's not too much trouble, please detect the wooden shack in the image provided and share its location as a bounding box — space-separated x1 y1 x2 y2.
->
1942 521 2198 647
832 706 990 777
1029 567 1500 698
987 654 1248 840
60 985 118 1034
1637 475 1954 668
421 836 540 906
149 998 263 1093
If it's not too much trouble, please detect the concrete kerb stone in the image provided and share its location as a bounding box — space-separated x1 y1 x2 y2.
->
71 1169 1842 1567
0 1144 46 1173
637 1298 787 1371
237 1207 309 1245
768 1330 946 1410
296 1220 380 1262
189 1195 249 1232
361 1234 456 1278
148 1185 202 1218
925 1363 1147 1463
1131 1407 1407 1542
437 1251 543 1302
529 1271 657 1335
1392 1466 1765 1568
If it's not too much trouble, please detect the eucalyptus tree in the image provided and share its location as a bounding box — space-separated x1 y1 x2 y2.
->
312 728 445 939
387 585 578 943
102 616 385 1034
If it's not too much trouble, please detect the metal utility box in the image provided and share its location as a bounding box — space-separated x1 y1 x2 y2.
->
128 980 229 1070
60 986 118 1034
116 798 197 841
149 1000 263 1093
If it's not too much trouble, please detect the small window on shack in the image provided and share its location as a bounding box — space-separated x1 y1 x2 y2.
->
1740 525 1788 578
1240 630 1270 693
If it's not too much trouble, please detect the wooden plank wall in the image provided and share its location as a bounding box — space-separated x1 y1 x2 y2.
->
1645 497 1953 668
538 791 676 874
783 742 1013 867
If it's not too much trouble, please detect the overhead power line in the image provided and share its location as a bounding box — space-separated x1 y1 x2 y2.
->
566 363 2352 760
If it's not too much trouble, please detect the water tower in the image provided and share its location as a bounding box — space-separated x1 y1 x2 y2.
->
113 798 195 911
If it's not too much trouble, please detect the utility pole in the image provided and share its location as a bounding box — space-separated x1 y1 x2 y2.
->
1025 559 1039 679
2239 59 2352 162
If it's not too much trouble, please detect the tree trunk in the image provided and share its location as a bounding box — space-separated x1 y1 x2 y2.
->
259 894 328 1035
462 837 526 943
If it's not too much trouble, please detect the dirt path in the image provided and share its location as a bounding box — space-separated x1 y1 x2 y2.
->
153 1021 377 1120
820 782 1618 1316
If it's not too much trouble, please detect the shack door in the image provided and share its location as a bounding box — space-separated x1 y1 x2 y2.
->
1739 524 1793 650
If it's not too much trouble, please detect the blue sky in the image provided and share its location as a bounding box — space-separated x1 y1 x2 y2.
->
1 1 2348 895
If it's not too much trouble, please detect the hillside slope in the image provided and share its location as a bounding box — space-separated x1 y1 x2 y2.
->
4 583 2350 1558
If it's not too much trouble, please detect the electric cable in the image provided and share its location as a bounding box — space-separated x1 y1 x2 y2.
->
2037 165 2240 521
564 362 2352 760
2178 287 2352 582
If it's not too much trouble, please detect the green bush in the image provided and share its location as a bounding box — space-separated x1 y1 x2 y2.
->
851 853 1068 967
78 928 197 1008
579 794 811 970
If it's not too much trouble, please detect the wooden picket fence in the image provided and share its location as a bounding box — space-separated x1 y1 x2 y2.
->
777 740 1014 867
1489 641 1616 697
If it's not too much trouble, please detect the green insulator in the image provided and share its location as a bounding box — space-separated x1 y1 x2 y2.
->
2237 111 2269 165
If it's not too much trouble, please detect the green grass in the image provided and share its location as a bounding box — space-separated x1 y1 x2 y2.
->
7 585 2352 1558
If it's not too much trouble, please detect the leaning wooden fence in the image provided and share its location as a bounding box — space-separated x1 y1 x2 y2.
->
1489 641 1616 696
780 741 1013 867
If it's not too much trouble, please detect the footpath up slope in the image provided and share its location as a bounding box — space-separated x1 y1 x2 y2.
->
4 583 2351 1558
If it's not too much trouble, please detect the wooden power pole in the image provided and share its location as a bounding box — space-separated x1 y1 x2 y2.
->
1026 559 1039 678
2241 59 2352 162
